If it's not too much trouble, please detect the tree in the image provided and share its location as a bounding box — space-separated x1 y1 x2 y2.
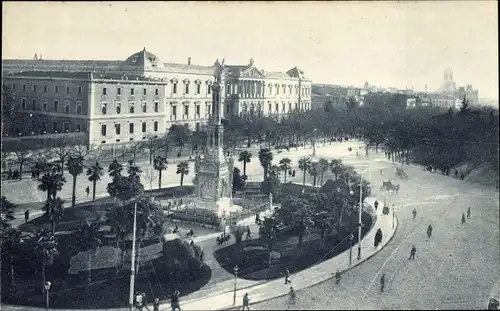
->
108 159 124 179
125 140 144 164
14 149 33 180
329 159 343 180
275 196 314 254
77 221 101 283
278 158 292 183
176 161 189 186
32 229 59 292
104 201 128 267
67 155 84 207
169 124 192 156
143 135 159 164
144 167 159 191
268 164 281 180
153 156 168 189
238 151 252 178
260 175 281 199
50 140 72 176
306 193 334 250
1 84 17 136
0 196 16 227
258 217 280 267
318 158 329 186
346 96 360 113
308 161 321 187
86 161 104 202
258 148 273 179
107 160 124 198
42 196 65 234
298 156 312 186
232 167 246 190
38 172 66 202
231 225 247 247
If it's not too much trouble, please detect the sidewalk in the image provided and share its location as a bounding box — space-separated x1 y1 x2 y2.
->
177 196 398 311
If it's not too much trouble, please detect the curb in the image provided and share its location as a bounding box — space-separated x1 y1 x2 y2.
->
219 211 399 311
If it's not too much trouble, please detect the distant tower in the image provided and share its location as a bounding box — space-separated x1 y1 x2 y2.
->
33 53 38 60
39 53 43 60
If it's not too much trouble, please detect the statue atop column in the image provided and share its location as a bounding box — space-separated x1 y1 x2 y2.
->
213 58 225 83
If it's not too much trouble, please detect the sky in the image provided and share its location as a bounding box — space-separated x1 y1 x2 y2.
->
2 1 498 99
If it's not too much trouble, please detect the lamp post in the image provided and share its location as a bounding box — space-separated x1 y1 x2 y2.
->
233 265 239 305
357 171 363 261
312 128 317 156
44 281 51 311
348 233 354 268
128 202 138 311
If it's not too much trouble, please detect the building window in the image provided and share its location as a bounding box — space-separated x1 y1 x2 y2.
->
282 103 285 111
33 85 37 92
196 105 200 116
172 105 177 118
101 125 106 136
65 102 70 113
208 85 211 94
196 122 200 131
130 88 135 95
76 102 82 114
53 100 59 112
155 88 159 96
101 103 107 114
268 103 272 112
154 121 158 132
185 83 189 94
226 104 230 114
21 98 26 110
115 124 121 135
282 85 286 95
117 87 121 95
53 122 58 133
22 84 26 92
154 102 159 112
142 122 146 133
32 99 37 110
143 88 147 95
66 86 70 94
184 105 189 116
78 86 82 95
43 100 48 111
129 104 135 114
173 83 177 94
276 85 279 95
142 103 147 113
63 122 70 133
103 87 107 95
289 103 292 112
129 123 134 134
12 84 16 91
76 123 81 132
196 84 201 94
55 85 59 93
44 85 48 93
116 103 121 114
275 103 279 112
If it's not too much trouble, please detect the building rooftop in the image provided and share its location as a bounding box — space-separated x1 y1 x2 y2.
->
7 71 92 79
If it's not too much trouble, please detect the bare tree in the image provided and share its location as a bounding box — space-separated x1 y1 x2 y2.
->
49 139 72 176
14 149 33 180
144 167 159 191
70 137 97 159
143 135 159 164
125 140 144 164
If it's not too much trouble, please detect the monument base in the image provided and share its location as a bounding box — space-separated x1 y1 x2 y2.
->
188 197 243 218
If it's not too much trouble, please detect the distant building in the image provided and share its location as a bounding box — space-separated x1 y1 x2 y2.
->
436 68 479 105
2 48 312 148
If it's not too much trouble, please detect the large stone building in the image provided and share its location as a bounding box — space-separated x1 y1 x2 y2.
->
2 48 312 148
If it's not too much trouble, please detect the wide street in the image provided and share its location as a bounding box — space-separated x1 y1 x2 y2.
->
251 149 500 310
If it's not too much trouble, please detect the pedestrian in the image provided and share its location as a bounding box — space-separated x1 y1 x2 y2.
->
374 200 379 211
409 245 416 260
85 186 90 197
24 210 30 223
380 274 386 293
171 289 181 311
412 208 417 219
189 229 194 237
135 292 145 311
455 169 458 177
427 225 433 239
377 229 383 246
460 172 465 180
284 268 291 284
255 213 260 225
153 298 160 311
242 293 250 310
8 168 12 179
288 286 296 305
374 230 380 248
467 207 471 219
36 169 40 178
461 213 466 224
246 226 251 240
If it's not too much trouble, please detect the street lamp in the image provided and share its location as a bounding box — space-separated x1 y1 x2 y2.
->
348 233 354 268
44 281 51 311
312 128 317 156
233 265 240 305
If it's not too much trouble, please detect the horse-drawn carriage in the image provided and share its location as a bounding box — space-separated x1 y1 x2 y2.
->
396 167 408 180
380 180 400 193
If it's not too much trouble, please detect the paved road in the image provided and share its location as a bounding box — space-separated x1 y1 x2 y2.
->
250 151 499 310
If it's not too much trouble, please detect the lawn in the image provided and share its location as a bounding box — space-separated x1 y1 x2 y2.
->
214 211 374 281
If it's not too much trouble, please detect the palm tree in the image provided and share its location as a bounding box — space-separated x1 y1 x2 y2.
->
37 172 66 202
108 159 123 180
278 158 292 183
77 221 101 283
268 164 281 180
67 155 84 207
42 197 65 234
308 161 321 187
258 148 273 179
238 151 252 178
153 156 168 189
86 161 104 202
298 156 312 186
1 196 16 226
329 159 343 181
318 158 329 186
176 162 189 186
105 202 128 268
33 229 59 292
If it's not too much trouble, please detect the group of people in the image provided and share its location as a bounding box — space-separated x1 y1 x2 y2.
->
134 289 180 311
6 168 22 180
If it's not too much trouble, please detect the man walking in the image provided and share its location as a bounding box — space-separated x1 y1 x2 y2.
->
467 207 471 219
24 210 30 223
246 226 251 240
171 289 181 311
242 293 250 310
380 274 386 293
85 186 90 197
284 268 291 284
153 298 160 311
288 286 296 305
427 225 433 239
412 208 417 219
409 245 416 260
462 213 466 224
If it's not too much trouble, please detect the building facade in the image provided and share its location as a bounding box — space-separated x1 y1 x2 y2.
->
2 48 312 148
